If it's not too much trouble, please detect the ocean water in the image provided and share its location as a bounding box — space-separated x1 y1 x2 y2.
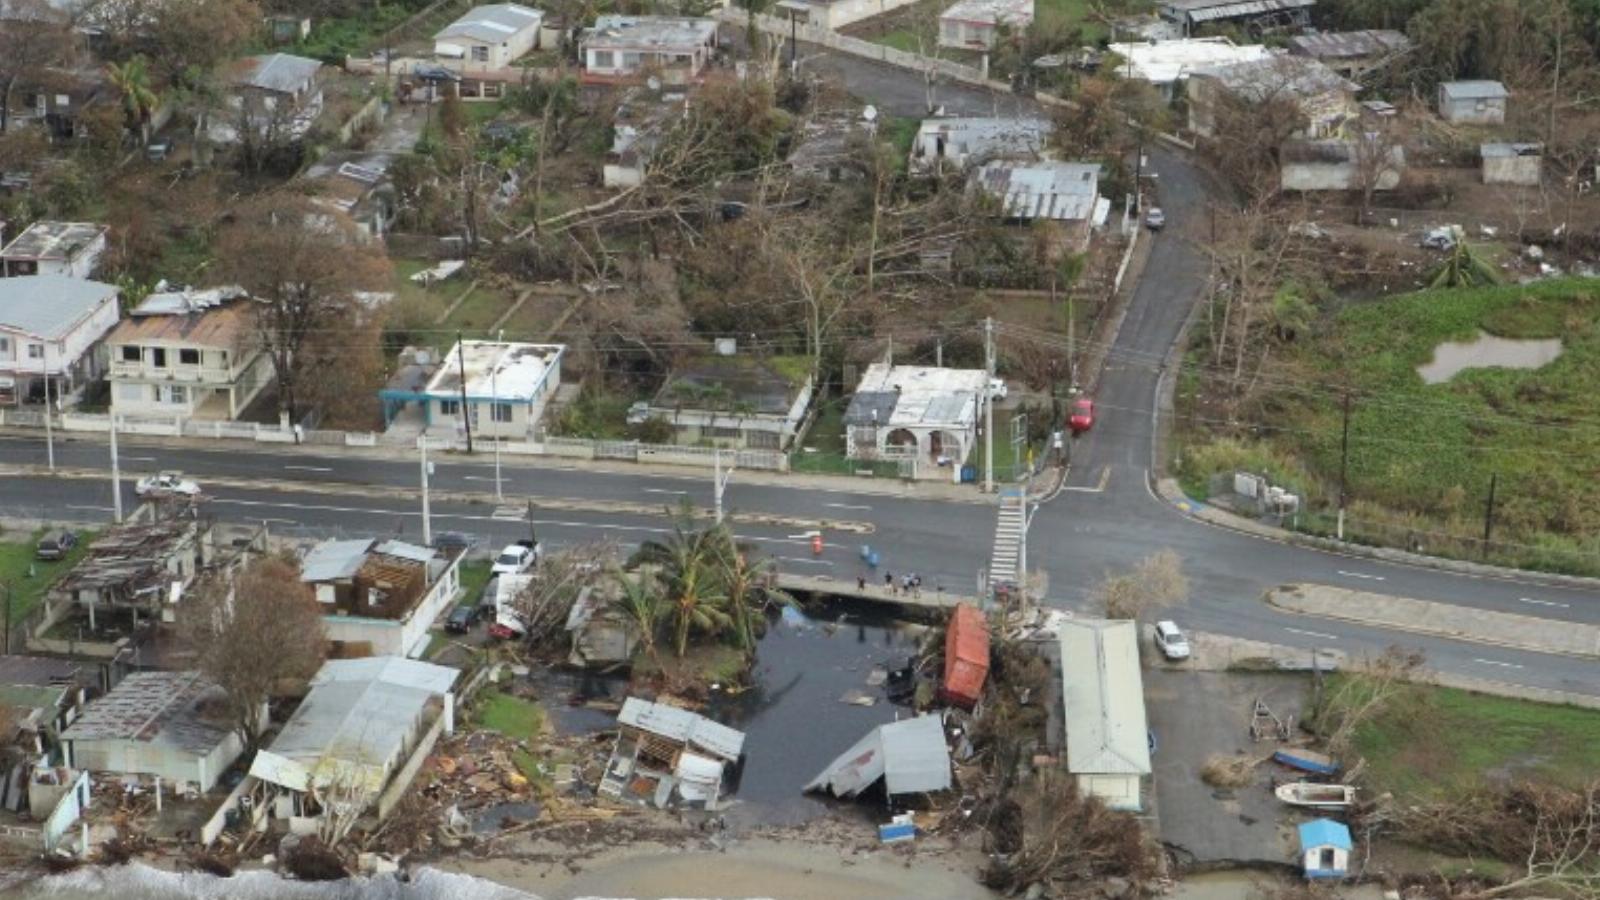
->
6 864 538 900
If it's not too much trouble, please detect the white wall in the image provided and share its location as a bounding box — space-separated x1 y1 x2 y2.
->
437 24 540 72
1077 772 1141 811
323 554 461 658
0 293 118 381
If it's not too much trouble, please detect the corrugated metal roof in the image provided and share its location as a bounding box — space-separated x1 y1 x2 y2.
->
1481 142 1542 158
1058 619 1151 776
1440 79 1508 101
61 671 234 758
229 53 321 94
1165 0 1313 23
373 540 437 564
975 161 1101 222
0 276 117 341
435 2 543 44
300 538 375 583
1288 29 1409 60
617 697 745 761
805 714 951 797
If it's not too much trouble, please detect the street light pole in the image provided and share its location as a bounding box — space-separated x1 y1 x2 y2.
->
41 353 53 472
420 437 433 546
109 414 122 524
984 316 995 493
492 331 503 503
713 448 735 524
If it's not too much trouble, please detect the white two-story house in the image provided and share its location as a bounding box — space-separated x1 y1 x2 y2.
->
105 288 271 420
0 276 120 406
0 221 108 278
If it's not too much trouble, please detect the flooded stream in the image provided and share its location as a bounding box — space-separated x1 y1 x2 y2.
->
1416 330 1563 383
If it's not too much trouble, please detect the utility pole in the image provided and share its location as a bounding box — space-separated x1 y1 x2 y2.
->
419 437 433 547
713 448 735 524
935 339 942 368
455 332 474 453
984 316 995 493
492 330 503 503
1067 294 1077 390
41 354 54 472
110 414 122 524
526 498 537 547
1482 472 1498 559
1336 390 1351 541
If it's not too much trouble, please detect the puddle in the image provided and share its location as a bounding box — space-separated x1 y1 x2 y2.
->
1416 330 1563 383
526 601 929 830
471 800 542 834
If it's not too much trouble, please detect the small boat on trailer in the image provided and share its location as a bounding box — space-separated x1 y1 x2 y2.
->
1275 782 1356 808
1272 748 1339 775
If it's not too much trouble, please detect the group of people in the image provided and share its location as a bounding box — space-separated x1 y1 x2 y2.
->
856 571 927 597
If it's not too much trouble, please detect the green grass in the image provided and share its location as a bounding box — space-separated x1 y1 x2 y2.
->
0 532 96 621
1333 676 1600 800
459 560 493 603
1181 278 1600 572
442 286 517 332
876 29 923 52
476 690 545 741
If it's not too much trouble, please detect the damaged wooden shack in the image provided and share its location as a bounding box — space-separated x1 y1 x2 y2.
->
599 698 745 810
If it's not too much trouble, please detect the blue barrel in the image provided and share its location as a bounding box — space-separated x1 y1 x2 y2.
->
960 464 977 483
867 551 881 568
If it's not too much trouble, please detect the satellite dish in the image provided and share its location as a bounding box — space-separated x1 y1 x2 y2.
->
646 75 662 92
862 104 878 122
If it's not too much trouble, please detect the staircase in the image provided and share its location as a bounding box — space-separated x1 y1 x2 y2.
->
988 486 1025 594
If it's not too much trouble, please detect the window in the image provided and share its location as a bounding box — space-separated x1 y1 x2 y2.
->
168 385 186 404
471 45 489 62
151 347 167 368
748 430 780 449
708 425 742 439
491 402 513 423
0 337 9 354
121 345 141 363
440 399 460 416
622 51 642 68
26 344 43 360
592 50 615 68
179 348 201 365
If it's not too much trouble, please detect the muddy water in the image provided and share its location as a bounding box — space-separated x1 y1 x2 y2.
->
1416 330 1563 383
1171 871 1386 899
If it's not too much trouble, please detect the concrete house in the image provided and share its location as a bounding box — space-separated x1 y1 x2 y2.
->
0 275 119 406
10 65 108 142
380 339 564 440
1280 139 1405 193
638 352 814 450
245 658 457 831
1158 0 1312 37
213 52 323 143
1057 619 1150 811
1437 80 1508 125
843 363 987 478
1105 37 1273 100
434 3 543 70
44 519 214 631
299 538 464 659
60 671 246 793
773 0 918 30
1188 56 1358 140
580 16 718 85
0 221 108 278
938 0 1033 50
604 87 689 188
105 287 271 421
1481 142 1542 186
302 151 401 238
910 116 1051 174
1287 30 1411 80
0 656 96 803
972 161 1106 250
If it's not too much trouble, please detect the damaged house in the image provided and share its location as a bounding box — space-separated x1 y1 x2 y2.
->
299 538 464 659
600 698 745 809
60 670 246 793
806 714 952 803
33 519 214 648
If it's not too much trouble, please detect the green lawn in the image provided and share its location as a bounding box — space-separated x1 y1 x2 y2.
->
0 531 96 621
459 560 493 604
1334 676 1600 800
476 690 544 741
442 286 518 333
1180 278 1600 573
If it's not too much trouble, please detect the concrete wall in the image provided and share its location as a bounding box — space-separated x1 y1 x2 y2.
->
1483 154 1541 186
1076 772 1140 811
324 553 461 658
437 24 541 71
66 730 243 793
1441 97 1505 125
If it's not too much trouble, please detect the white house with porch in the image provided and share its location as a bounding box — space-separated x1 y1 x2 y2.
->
105 286 271 421
0 275 119 407
381 339 564 440
843 363 987 479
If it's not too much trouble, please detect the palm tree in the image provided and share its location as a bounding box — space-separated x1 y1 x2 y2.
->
610 569 665 666
1428 240 1501 289
632 512 731 657
106 57 159 147
712 526 793 656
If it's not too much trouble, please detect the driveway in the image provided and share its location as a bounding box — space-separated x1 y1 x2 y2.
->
370 100 427 152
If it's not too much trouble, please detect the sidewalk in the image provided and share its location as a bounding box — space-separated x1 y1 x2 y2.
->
1266 583 1600 660
1153 476 1600 590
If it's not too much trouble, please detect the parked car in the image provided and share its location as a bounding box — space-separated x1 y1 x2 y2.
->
490 539 539 577
1154 620 1191 660
1144 207 1166 230
1068 397 1096 435
444 605 480 634
135 471 201 499
987 378 1008 401
35 530 77 561
432 531 474 556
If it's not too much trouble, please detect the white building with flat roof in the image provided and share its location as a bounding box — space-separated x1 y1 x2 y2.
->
910 116 1052 174
938 0 1033 49
1058 619 1149 811
0 221 107 278
843 363 987 479
1106 37 1274 98
384 340 564 440
580 16 719 85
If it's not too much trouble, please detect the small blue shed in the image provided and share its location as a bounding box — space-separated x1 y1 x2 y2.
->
1297 818 1352 879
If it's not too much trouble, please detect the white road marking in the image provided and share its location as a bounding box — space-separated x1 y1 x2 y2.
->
1285 627 1340 641
779 557 834 567
121 455 157 462
642 488 689 495
491 506 525 520
461 476 503 483
65 504 117 512
260 517 299 525
1517 596 1570 609
283 465 333 473
1336 570 1386 581
1473 658 1524 670
824 502 873 511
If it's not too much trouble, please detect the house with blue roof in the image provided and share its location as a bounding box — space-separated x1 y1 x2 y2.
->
0 275 120 406
1297 818 1352 879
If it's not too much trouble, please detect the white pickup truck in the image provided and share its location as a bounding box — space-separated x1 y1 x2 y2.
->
490 539 540 577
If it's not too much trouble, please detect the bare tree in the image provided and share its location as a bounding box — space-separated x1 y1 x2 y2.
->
0 0 78 134
1348 119 1406 223
1316 646 1424 758
180 555 327 747
215 194 392 424
1091 549 1188 620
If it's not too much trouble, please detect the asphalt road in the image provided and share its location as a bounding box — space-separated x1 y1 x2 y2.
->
0 61 1595 699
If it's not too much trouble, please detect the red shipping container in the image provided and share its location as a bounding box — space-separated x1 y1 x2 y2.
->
941 603 990 709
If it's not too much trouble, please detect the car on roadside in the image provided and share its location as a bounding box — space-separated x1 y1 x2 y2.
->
1154 620 1191 660
1068 397 1096 436
444 604 480 634
35 530 77 561
1144 207 1166 231
135 471 202 499
490 539 539 577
